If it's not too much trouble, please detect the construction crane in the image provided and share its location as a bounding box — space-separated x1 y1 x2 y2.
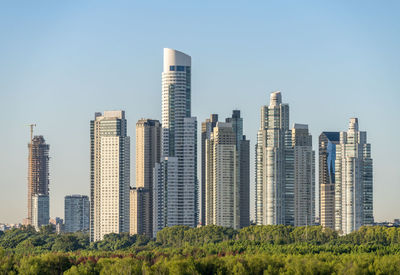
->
27 124 36 142
26 123 36 226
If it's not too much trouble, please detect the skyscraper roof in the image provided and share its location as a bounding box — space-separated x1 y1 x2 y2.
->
270 91 282 106
163 48 191 72
322 132 340 142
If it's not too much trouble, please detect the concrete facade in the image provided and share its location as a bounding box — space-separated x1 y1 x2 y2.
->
90 111 130 242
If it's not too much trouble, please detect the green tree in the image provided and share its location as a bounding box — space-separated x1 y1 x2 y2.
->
18 253 71 275
96 257 142 275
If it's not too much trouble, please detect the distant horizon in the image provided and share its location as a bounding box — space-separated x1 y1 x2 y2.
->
1 1 399 224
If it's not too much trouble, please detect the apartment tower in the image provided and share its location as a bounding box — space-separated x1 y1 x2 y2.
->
133 119 161 236
153 49 198 237
64 195 90 233
205 122 239 228
319 132 340 229
90 111 130 242
292 124 315 226
32 194 49 230
335 118 373 234
201 114 218 226
255 91 294 225
130 187 146 235
226 110 250 228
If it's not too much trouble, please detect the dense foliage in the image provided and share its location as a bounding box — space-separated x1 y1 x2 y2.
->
0 225 399 274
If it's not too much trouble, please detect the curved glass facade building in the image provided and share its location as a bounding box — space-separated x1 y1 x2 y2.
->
153 49 198 237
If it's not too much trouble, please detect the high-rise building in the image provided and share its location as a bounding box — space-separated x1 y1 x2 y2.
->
255 91 294 226
319 132 340 230
134 119 161 237
153 48 198 237
292 124 315 226
27 135 50 225
130 187 146 235
90 111 130 242
201 114 218 226
226 110 250 228
335 118 373 234
203 111 250 229
64 195 89 233
205 122 239 228
32 194 49 230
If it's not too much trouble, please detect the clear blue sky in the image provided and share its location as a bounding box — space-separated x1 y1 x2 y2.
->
0 1 399 224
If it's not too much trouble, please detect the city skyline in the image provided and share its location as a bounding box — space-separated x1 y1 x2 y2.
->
1 1 399 224
2 59 396 226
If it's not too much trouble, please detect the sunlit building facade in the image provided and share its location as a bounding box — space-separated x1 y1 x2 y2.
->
153 49 198 237
255 91 294 226
90 111 130 242
134 119 161 237
205 122 239 229
335 118 373 234
32 194 49 231
201 114 218 226
292 124 315 227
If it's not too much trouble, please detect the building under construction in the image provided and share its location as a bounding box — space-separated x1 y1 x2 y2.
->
27 133 50 227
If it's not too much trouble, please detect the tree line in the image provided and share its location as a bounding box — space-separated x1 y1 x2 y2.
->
0 225 399 274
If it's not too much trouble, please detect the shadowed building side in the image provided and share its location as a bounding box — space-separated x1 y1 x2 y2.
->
132 119 161 237
226 110 250 228
64 195 89 233
319 132 340 230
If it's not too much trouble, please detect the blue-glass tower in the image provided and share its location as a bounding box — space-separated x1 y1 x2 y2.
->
319 132 340 229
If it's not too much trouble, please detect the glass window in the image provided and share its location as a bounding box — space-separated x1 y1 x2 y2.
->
177 66 185 71
170 66 175 71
